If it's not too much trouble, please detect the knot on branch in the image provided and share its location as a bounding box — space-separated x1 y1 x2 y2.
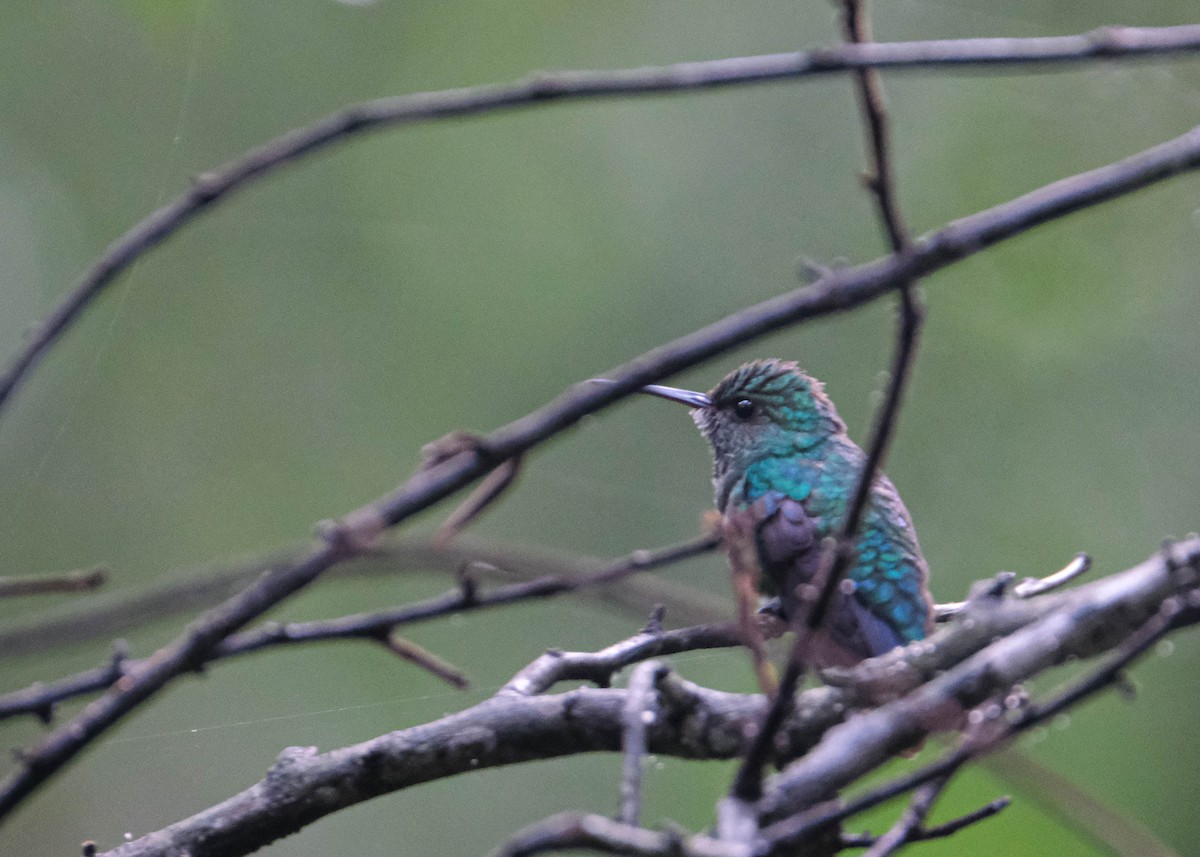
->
188 171 226 204
316 506 386 556
266 745 319 791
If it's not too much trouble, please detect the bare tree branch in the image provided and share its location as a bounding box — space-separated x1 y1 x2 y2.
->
97 662 779 857
859 774 950 857
756 540 1200 851
731 0 925 811
840 794 1011 850
4 114 1200 823
0 535 719 722
2 25 1200 418
501 623 743 698
86 537 1200 857
491 811 746 857
0 535 726 660
935 554 1091 620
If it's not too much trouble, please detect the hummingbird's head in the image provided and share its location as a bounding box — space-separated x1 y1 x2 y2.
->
635 359 845 507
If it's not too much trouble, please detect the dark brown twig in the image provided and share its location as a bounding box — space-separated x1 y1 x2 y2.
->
916 795 1012 840
731 0 924 809
817 0 923 665
434 456 523 544
379 632 470 689
841 0 911 249
0 643 129 725
841 794 1010 850
421 432 525 544
0 566 107 599
0 536 346 820
3 26 1200 419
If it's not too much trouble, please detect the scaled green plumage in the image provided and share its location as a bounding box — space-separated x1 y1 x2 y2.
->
642 359 934 664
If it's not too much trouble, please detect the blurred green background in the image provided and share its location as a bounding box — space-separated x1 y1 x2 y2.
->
1 1 1199 855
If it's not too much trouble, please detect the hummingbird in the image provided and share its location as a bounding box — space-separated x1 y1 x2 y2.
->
637 359 934 668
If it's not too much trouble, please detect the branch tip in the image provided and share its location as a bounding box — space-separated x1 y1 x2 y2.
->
643 605 667 635
381 633 470 690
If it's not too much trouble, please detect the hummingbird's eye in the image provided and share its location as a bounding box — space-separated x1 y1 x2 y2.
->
732 399 757 420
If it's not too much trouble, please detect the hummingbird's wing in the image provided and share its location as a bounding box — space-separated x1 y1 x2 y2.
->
750 491 820 597
750 491 906 665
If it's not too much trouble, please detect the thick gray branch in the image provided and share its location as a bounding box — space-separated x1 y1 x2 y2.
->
99 675 786 857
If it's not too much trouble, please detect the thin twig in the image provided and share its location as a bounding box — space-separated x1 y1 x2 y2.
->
860 774 950 857
421 432 525 544
0 566 107 598
379 632 470 689
619 661 666 826
2 25 1200 417
490 811 747 857
0 643 129 725
937 552 1092 620
841 0 911 249
1013 552 1092 598
820 0 922 658
841 794 1010 850
502 623 743 698
0 535 726 660
224 535 721 653
731 0 925 808
916 795 1011 840
0 535 719 722
435 456 523 544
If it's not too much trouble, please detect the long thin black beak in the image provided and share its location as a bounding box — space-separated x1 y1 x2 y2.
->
588 378 711 409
